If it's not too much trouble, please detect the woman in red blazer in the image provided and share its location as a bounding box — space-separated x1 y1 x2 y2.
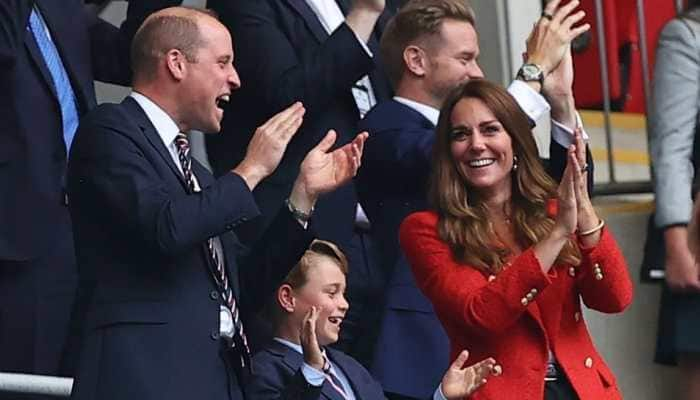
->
399 80 633 400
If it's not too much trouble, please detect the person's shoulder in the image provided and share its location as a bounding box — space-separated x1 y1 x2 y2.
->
326 348 371 375
400 211 439 233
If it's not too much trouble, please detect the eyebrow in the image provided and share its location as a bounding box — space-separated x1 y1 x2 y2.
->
218 55 232 63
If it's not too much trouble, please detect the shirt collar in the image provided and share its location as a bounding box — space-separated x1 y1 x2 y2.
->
129 91 181 148
393 96 440 125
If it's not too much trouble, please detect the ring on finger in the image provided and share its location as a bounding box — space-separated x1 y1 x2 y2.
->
541 11 553 20
580 163 589 172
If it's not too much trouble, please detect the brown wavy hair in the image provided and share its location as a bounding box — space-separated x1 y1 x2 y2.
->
428 80 580 274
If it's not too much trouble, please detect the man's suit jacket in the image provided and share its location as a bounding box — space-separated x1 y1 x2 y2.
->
356 99 584 398
0 0 179 379
67 97 314 400
205 0 395 249
246 340 386 400
0 0 174 261
400 211 632 400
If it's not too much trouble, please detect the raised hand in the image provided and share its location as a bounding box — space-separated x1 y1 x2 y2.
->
543 46 578 129
441 350 497 400
526 0 590 75
555 145 579 237
233 102 305 189
300 306 325 371
289 130 368 213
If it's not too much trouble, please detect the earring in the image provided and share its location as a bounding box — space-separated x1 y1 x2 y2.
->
512 155 518 171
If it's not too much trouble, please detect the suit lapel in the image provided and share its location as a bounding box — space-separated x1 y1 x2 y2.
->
29 1 96 113
122 97 189 191
24 17 57 101
284 0 329 43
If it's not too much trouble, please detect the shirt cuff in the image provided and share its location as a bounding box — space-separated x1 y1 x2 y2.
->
551 112 589 148
433 384 448 400
507 80 550 122
301 363 325 387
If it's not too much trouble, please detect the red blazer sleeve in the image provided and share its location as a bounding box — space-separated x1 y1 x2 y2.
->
575 227 634 313
399 212 557 335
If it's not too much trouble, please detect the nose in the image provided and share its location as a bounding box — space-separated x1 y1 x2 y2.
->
338 293 349 312
468 61 484 80
228 65 241 90
469 132 487 151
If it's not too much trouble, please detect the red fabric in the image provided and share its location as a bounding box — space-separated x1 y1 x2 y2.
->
399 212 633 400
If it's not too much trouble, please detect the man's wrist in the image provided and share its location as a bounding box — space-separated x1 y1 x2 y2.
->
232 162 265 190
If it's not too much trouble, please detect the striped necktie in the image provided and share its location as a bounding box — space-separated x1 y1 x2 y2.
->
174 133 251 369
28 7 79 153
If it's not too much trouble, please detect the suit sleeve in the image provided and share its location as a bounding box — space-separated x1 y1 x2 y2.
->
399 213 557 335
209 0 375 121
650 18 700 228
574 227 634 313
67 112 261 257
0 0 32 66
238 208 315 313
87 0 182 85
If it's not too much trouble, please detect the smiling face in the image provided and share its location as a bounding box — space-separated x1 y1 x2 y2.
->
179 17 240 133
449 97 514 197
423 19 483 105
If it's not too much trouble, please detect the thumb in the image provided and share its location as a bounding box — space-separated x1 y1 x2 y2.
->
315 130 338 153
451 350 470 370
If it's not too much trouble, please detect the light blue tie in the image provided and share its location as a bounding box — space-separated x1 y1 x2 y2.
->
28 7 79 154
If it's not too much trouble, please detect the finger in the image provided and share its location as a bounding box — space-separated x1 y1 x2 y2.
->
352 131 369 156
561 10 586 31
552 0 580 25
313 130 338 154
569 23 591 40
571 152 584 205
450 350 471 370
574 128 586 166
472 357 496 378
277 108 306 138
260 101 303 131
543 0 563 19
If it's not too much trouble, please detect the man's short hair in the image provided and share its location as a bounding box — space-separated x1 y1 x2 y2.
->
284 239 349 289
130 8 217 81
380 0 476 88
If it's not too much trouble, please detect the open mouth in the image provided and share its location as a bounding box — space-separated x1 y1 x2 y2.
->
468 158 495 168
328 316 344 326
215 94 230 110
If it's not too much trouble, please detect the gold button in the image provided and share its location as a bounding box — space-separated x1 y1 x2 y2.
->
521 298 529 306
595 273 604 281
569 267 576 277
526 293 534 301
530 288 538 295
594 263 600 269
593 267 602 273
488 275 496 282
584 357 593 368
574 312 581 322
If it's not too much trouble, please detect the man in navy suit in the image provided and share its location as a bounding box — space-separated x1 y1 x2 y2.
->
204 0 399 353
67 7 367 400
356 1 593 399
0 0 179 391
247 239 497 400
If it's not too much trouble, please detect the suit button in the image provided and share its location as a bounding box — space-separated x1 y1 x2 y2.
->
521 297 529 306
225 224 233 230
210 290 220 300
241 217 248 222
526 293 534 301
211 331 220 341
530 288 538 295
569 267 576 277
574 312 581 322
595 273 604 281
584 357 593 368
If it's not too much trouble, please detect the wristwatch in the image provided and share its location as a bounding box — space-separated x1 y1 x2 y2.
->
516 63 545 86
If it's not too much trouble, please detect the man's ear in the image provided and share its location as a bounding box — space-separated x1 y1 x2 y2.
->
404 45 428 78
165 49 187 81
277 284 296 313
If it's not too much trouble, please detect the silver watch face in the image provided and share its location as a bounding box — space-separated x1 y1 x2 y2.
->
520 64 543 80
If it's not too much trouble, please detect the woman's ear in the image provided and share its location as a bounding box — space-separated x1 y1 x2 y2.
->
277 284 296 313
